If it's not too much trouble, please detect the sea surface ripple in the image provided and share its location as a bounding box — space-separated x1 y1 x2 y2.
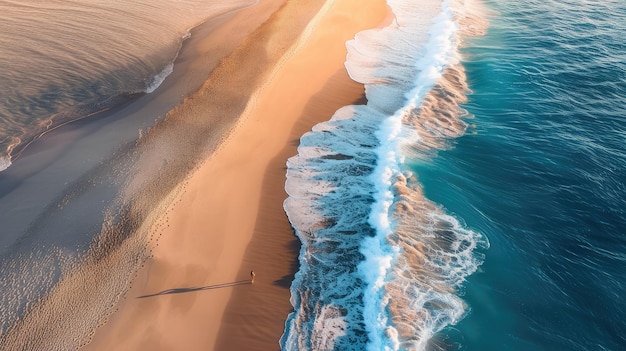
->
415 0 626 349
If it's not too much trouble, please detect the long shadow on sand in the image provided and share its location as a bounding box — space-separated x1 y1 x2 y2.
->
137 280 251 298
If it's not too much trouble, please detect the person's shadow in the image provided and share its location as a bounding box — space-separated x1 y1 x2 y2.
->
137 280 251 298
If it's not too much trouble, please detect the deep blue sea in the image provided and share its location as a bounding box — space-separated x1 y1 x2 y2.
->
417 0 626 349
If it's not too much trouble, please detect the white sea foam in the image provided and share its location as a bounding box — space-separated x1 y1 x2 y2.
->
283 0 487 349
358 1 469 350
0 156 11 172
144 28 196 94
145 62 174 93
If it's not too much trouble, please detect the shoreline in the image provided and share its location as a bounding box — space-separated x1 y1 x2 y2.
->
2 1 255 168
85 0 387 350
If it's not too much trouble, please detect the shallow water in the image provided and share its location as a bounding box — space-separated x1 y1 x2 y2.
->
0 0 252 170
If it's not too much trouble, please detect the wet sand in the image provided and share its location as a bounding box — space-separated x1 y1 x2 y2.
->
85 0 387 350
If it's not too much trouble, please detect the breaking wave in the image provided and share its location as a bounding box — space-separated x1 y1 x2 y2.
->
282 0 489 349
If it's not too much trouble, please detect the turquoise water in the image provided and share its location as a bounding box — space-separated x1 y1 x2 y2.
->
415 0 626 349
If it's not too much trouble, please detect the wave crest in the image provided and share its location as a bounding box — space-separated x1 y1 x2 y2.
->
0 156 11 172
283 0 489 349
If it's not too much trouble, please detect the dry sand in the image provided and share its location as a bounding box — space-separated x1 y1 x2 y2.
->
86 0 387 350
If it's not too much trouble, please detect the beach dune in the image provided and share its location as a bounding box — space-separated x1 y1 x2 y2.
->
85 0 387 350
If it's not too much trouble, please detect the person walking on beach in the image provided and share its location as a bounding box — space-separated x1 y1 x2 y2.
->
250 270 256 284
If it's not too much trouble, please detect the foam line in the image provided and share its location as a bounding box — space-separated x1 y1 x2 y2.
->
282 0 489 349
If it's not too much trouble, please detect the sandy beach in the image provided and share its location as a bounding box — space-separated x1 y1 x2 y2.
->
84 0 387 350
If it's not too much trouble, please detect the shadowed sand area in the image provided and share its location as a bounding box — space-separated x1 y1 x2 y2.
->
85 0 387 350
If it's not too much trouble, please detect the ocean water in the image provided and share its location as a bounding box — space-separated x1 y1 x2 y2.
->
434 0 626 350
0 0 252 171
283 0 626 350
